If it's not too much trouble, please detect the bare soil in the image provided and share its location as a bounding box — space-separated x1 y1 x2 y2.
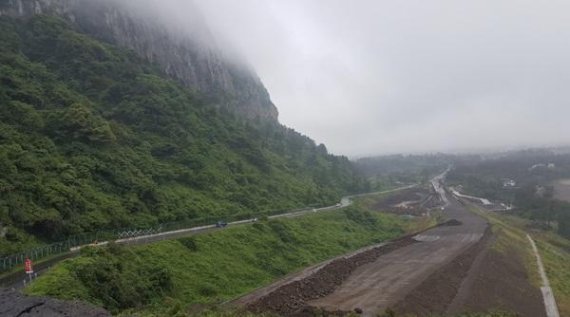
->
240 197 544 317
448 245 546 317
371 188 440 217
391 226 545 317
308 198 487 316
245 237 418 316
553 179 570 202
240 197 490 317
392 228 492 316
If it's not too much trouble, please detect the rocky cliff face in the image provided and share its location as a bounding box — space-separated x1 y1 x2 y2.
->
0 0 279 121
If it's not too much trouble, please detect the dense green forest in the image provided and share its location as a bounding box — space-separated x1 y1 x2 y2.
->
0 15 368 255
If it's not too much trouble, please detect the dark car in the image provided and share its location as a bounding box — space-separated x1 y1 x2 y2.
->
216 221 228 228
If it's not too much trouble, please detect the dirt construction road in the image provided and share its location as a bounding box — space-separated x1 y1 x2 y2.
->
309 196 488 316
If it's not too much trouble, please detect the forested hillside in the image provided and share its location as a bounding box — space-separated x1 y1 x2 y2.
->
0 15 368 254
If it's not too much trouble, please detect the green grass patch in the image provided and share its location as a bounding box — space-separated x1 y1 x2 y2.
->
535 236 570 315
26 206 414 315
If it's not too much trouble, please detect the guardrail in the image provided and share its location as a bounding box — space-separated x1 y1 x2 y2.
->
0 205 323 273
0 185 416 274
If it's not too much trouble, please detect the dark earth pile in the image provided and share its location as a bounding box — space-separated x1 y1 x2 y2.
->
246 237 417 316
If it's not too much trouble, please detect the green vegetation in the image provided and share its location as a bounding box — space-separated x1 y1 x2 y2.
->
533 232 570 315
0 15 368 256
26 206 418 315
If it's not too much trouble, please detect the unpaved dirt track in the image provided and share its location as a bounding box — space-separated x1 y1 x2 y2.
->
309 196 488 316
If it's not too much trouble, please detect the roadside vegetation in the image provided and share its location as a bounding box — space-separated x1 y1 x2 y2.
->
533 231 570 315
26 206 430 316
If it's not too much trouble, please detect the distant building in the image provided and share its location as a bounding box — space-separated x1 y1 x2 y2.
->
503 179 517 188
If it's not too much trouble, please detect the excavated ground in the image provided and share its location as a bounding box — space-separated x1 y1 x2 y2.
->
238 194 546 317
245 236 418 316
370 188 440 216
392 228 493 316
447 242 546 317
241 196 489 317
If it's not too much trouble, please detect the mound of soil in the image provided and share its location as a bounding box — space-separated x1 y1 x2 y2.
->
0 288 110 317
372 189 431 211
440 219 463 226
246 237 417 316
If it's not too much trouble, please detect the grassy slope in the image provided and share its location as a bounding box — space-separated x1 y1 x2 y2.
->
533 230 570 315
26 206 428 315
469 206 570 316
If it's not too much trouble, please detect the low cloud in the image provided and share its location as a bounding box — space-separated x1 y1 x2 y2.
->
128 0 570 156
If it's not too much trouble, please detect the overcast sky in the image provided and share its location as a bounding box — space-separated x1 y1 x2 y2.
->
192 0 570 157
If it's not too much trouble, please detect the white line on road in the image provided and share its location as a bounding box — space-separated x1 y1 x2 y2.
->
527 234 560 317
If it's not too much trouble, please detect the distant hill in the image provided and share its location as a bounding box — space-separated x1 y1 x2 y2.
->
0 13 367 254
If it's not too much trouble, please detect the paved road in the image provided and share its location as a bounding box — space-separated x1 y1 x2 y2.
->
309 187 487 316
2 185 416 290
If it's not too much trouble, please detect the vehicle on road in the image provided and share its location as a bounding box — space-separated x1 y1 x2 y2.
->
216 221 228 228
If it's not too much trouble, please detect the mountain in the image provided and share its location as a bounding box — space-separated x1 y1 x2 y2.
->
0 0 278 121
0 2 368 255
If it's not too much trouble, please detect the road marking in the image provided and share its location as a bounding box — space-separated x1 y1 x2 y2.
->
527 234 560 317
413 235 440 242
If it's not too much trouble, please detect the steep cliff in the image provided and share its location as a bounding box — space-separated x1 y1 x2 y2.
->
0 0 278 120
0 14 368 255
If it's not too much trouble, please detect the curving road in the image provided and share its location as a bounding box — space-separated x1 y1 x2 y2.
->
1 185 416 290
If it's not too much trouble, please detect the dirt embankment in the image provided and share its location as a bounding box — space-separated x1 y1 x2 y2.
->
391 228 493 316
0 287 110 317
449 244 546 317
392 227 546 317
370 188 441 216
246 237 418 316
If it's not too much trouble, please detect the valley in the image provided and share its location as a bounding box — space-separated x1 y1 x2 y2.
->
1 1 569 317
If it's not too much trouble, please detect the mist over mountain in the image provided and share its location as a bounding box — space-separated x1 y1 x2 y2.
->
0 0 367 255
1 0 278 121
